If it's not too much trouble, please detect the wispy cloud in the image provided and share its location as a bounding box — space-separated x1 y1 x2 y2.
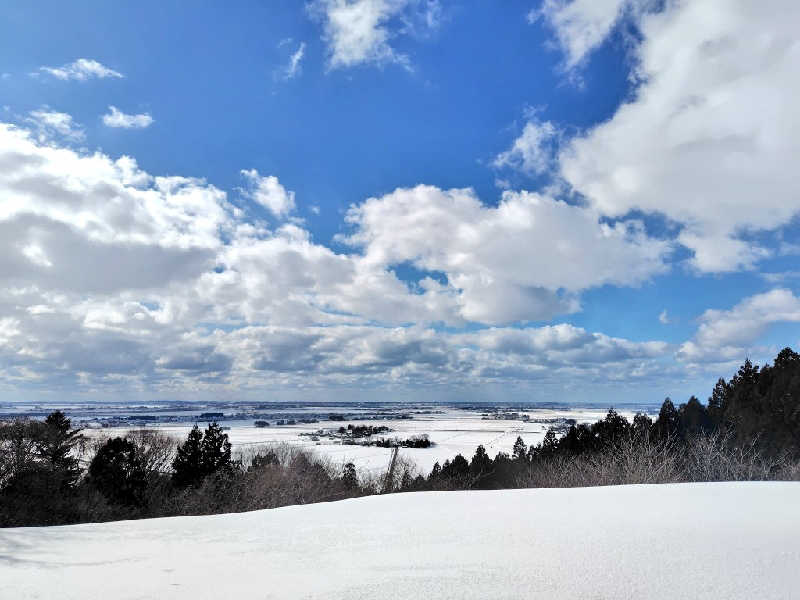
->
38 58 123 81
276 42 306 81
26 108 85 142
102 106 154 129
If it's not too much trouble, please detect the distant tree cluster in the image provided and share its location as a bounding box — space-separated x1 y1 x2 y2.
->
419 349 800 491
371 434 431 448
0 417 372 527
337 424 391 437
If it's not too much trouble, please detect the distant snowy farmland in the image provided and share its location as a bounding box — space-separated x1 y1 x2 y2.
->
3 482 798 599
86 406 641 475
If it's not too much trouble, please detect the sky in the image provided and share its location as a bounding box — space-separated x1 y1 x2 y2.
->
1 0 799 405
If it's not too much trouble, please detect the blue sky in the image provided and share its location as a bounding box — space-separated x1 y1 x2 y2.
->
1 0 799 404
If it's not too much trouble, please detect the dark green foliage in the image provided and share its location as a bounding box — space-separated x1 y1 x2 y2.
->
632 412 653 439
341 462 358 489
201 422 232 473
654 398 681 440
440 454 470 479
0 411 85 526
35 410 84 487
713 347 800 457
512 436 527 462
89 437 147 506
594 409 631 446
470 445 492 477
679 396 713 436
172 422 232 487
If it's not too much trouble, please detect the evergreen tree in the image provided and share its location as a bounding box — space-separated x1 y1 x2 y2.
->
592 408 630 447
678 396 713 437
654 398 680 440
429 461 441 480
172 425 205 486
470 445 492 477
539 429 559 456
35 410 83 487
512 436 527 462
632 412 653 440
341 462 358 489
200 422 232 474
88 437 147 506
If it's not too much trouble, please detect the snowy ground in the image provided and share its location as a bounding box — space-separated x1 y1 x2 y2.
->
2 482 798 599
86 406 641 476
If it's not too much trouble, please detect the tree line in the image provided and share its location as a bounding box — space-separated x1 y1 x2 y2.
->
1 348 799 526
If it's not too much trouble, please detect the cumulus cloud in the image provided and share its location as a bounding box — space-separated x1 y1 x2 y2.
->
533 0 658 70
38 58 123 81
677 289 800 365
0 120 679 396
541 0 800 273
25 109 85 142
658 309 670 325
308 0 439 70
102 106 154 129
342 185 671 323
240 169 296 218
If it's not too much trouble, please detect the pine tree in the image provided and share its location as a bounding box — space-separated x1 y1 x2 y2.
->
341 462 358 489
35 410 83 487
172 422 232 486
89 437 147 506
512 436 527 462
200 422 232 474
172 425 204 486
470 445 492 476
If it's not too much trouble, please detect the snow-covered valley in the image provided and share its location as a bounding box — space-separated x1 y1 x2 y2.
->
3 482 798 599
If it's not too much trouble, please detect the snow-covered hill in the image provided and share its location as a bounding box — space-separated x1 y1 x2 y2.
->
2 483 798 599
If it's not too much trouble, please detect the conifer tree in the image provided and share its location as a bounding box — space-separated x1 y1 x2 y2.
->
172 425 205 486
35 410 83 487
470 445 492 476
341 462 358 489
200 422 232 474
512 436 527 462
89 437 147 506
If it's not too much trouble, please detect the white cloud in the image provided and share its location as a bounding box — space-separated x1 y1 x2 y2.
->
102 106 154 129
658 309 670 325
554 0 800 273
308 0 439 70
678 289 800 365
533 0 658 70
342 185 670 323
39 58 123 81
240 169 296 218
494 119 560 175
26 109 85 142
0 120 679 396
285 42 306 80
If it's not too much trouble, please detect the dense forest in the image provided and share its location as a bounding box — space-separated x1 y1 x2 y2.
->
1 348 799 527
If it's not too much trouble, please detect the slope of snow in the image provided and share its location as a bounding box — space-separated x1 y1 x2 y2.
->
2 482 798 599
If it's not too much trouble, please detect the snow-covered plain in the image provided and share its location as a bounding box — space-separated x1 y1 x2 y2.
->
87 406 641 475
3 482 798 599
